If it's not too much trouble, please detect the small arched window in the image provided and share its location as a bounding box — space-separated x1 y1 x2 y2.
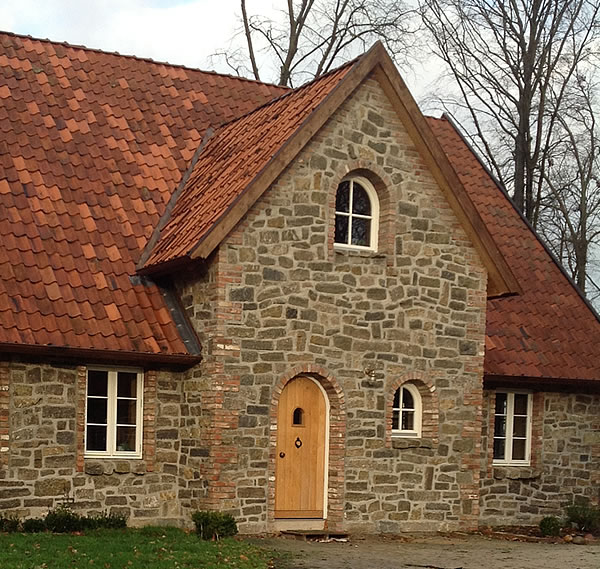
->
334 177 379 251
392 384 422 438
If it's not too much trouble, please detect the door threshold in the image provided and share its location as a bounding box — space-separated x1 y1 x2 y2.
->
274 518 326 532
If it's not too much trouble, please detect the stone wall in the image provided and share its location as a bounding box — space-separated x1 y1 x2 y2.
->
0 359 188 526
178 78 489 533
479 389 600 526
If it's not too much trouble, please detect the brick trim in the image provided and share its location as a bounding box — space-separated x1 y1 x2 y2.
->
0 362 9 470
327 161 395 261
76 366 156 472
386 372 439 446
269 365 346 531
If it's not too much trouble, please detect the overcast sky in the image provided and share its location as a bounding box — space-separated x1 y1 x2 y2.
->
0 0 437 99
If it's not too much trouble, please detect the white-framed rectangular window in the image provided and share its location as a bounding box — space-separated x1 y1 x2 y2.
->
85 368 143 458
493 391 532 465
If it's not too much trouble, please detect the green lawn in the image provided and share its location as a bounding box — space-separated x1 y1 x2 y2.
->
0 526 273 569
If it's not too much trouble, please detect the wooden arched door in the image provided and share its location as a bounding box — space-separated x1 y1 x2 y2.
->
275 376 327 518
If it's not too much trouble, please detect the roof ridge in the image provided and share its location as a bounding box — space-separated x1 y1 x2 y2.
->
0 29 288 90
439 112 600 324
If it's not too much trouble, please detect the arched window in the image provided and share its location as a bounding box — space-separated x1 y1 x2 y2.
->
392 384 422 438
334 177 379 251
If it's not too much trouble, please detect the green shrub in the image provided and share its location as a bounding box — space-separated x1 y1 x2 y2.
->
0 513 20 533
191 511 238 540
22 518 46 533
539 515 562 537
84 511 128 530
44 504 84 533
566 503 600 533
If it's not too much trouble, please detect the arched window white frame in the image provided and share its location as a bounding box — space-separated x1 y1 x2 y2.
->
392 383 422 438
334 176 379 251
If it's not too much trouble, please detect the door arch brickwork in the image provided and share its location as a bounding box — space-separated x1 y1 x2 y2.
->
269 365 346 530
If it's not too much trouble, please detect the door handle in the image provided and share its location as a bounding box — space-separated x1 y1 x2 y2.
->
279 452 285 458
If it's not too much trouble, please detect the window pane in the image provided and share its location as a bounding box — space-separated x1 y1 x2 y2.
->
513 416 527 438
87 398 107 424
351 217 370 247
392 409 399 430
401 410 414 431
335 214 349 244
512 438 526 460
402 388 414 409
117 372 137 398
88 370 108 396
493 415 506 437
292 408 304 426
493 438 505 459
116 427 136 452
86 425 107 452
117 399 137 425
495 393 507 415
514 393 528 415
335 181 350 212
352 183 371 215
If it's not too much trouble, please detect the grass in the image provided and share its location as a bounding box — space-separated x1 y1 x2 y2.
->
0 526 273 569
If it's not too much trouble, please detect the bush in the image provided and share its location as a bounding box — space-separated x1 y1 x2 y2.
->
84 511 128 530
539 515 562 537
44 504 85 533
191 511 238 540
0 513 20 533
566 503 600 533
22 517 46 533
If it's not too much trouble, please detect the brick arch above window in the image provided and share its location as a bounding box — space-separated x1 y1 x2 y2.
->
328 162 394 259
386 372 439 446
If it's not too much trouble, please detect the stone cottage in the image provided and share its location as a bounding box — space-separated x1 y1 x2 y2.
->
0 31 598 534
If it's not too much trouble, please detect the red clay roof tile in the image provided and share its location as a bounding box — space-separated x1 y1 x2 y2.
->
429 116 600 382
0 31 285 361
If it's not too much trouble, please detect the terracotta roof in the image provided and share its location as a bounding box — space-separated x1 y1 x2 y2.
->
141 61 356 270
429 116 600 382
0 31 285 362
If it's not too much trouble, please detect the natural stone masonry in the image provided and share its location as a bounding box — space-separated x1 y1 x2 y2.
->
0 362 8 472
0 360 184 524
178 78 488 533
480 390 600 525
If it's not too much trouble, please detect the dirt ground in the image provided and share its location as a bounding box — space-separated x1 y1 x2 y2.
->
256 532 600 569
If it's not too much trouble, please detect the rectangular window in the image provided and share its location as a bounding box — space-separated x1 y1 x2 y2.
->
85 369 143 458
493 391 532 465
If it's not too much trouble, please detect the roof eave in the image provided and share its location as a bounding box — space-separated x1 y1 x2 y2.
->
0 342 201 369
484 373 600 392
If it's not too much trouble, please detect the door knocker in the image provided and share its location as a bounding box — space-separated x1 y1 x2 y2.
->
294 437 303 449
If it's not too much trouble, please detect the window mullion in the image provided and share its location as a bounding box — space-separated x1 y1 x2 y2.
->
107 371 117 455
506 393 515 463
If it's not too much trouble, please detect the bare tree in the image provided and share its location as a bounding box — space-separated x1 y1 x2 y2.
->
213 0 419 87
419 0 600 225
538 70 600 296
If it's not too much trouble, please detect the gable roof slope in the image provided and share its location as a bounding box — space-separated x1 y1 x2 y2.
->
0 31 285 363
429 116 600 383
140 42 519 301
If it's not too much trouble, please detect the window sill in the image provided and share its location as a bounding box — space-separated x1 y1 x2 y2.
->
392 437 434 449
84 459 147 476
492 465 540 480
334 246 385 259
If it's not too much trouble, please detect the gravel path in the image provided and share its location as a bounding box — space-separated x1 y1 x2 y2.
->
256 533 600 569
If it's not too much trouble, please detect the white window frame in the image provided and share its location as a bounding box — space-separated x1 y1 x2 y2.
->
492 391 532 466
392 383 422 438
85 367 144 459
334 176 379 252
